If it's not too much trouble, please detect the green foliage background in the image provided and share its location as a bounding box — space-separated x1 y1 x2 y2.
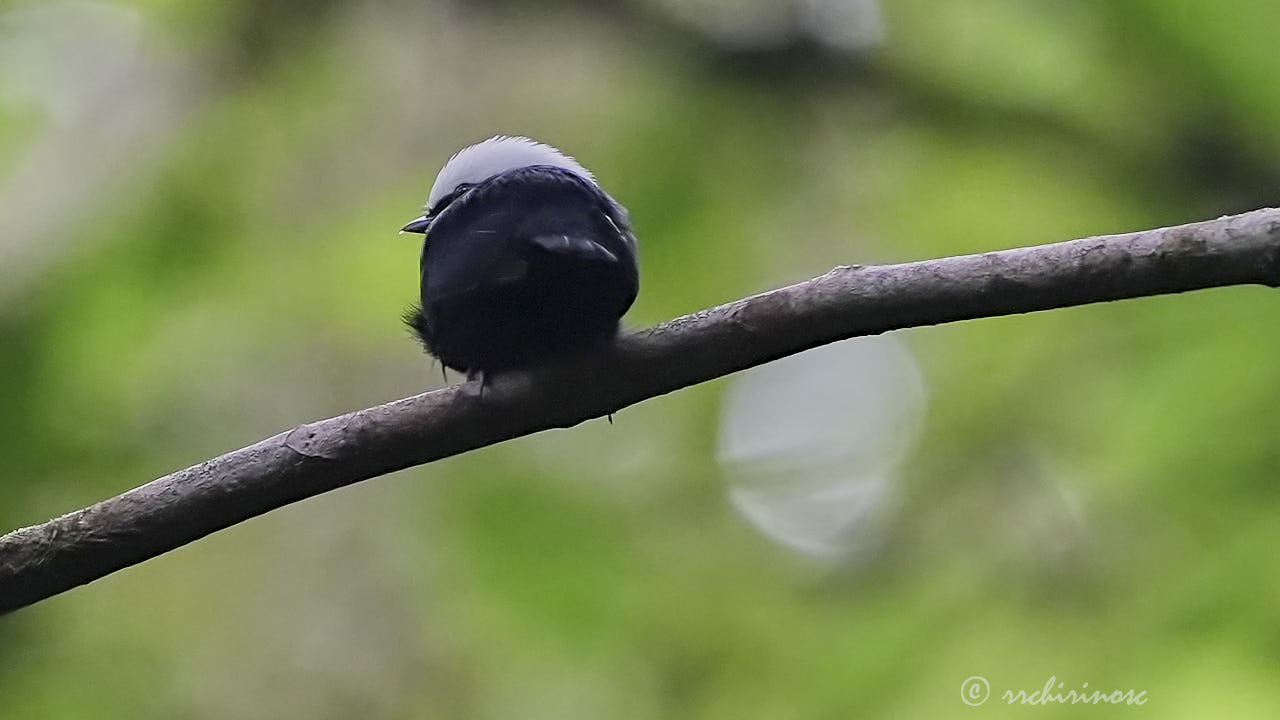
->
1 1 1278 717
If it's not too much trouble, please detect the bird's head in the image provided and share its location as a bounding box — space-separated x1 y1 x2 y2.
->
400 135 595 234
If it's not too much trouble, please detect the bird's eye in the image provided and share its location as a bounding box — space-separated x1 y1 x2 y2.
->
427 183 475 218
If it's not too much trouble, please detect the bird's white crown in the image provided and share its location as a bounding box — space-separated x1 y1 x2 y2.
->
427 136 595 210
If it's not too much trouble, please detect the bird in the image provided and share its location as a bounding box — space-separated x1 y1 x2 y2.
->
400 136 640 380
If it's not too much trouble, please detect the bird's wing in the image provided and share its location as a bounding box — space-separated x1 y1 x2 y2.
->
528 234 619 263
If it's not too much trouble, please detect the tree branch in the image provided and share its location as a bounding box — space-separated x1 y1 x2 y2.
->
3 208 1279 614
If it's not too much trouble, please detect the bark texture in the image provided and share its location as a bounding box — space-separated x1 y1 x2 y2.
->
3 208 1279 614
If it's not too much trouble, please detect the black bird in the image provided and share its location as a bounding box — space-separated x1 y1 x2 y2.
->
401 136 639 378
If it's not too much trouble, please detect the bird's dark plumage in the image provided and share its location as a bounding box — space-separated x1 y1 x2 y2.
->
404 161 639 376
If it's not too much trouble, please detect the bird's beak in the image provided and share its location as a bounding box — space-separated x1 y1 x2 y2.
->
400 215 430 234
